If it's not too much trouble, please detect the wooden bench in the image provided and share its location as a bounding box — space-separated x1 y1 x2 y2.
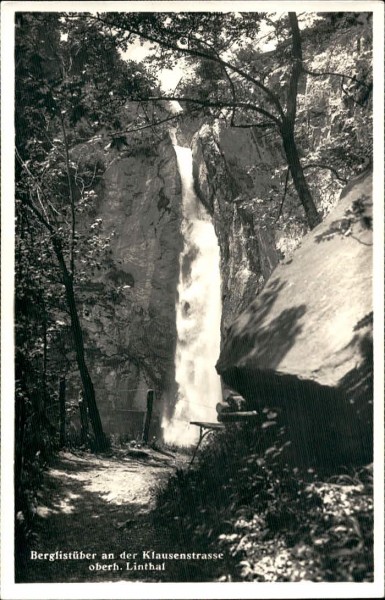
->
189 421 225 465
189 411 259 465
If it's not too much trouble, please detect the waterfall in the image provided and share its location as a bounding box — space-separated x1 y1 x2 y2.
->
162 137 222 445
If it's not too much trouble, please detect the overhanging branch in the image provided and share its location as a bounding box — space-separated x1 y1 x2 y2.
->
231 121 275 129
91 14 286 120
303 162 347 184
147 95 281 126
110 112 182 137
303 66 371 92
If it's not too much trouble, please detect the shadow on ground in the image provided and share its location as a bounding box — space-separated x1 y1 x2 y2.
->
16 450 202 583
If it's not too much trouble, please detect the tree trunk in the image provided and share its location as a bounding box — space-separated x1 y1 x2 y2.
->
78 392 89 445
281 122 321 230
281 13 322 230
63 273 107 452
42 306 48 409
53 239 108 452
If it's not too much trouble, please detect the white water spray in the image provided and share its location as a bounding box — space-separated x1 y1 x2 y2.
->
162 135 222 445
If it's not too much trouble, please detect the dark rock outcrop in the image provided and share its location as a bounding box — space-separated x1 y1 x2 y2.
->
192 122 280 334
216 170 373 467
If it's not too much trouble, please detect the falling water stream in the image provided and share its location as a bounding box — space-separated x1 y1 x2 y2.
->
162 134 223 445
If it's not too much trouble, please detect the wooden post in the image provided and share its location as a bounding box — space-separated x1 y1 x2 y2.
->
78 391 89 445
142 389 154 445
59 377 66 447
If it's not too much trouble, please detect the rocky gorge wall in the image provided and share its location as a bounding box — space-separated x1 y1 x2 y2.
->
75 128 183 436
190 16 372 339
192 121 281 335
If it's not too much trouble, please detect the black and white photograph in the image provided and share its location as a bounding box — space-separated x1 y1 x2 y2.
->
2 1 384 598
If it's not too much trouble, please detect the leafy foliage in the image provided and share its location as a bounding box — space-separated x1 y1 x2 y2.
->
155 423 373 582
14 12 158 559
178 12 372 255
93 11 372 231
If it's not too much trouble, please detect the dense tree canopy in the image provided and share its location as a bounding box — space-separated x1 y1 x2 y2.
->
87 10 372 229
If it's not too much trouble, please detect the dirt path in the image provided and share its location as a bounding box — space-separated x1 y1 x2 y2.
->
18 448 190 583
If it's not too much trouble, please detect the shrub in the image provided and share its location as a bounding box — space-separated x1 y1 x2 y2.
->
155 422 373 582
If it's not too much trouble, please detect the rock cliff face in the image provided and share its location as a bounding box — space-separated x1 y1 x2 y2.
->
78 131 182 435
192 122 280 334
216 170 373 466
190 16 372 339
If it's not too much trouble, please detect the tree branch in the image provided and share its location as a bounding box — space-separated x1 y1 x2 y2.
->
231 121 275 129
111 112 182 138
91 14 286 120
139 103 168 141
302 66 371 91
15 149 58 235
60 114 76 279
147 95 282 126
15 147 52 224
304 65 372 108
17 192 55 235
303 162 347 184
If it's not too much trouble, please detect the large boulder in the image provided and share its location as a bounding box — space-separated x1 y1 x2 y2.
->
216 170 373 467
